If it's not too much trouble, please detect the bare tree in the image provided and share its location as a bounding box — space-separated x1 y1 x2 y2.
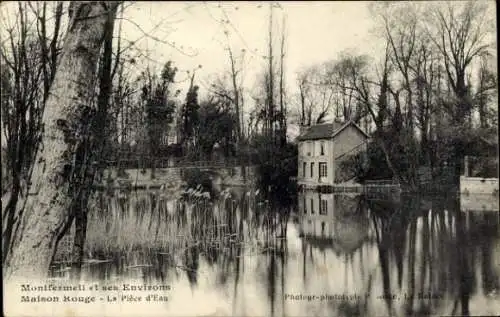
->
218 7 246 144
327 49 403 183
203 39 246 147
1 2 65 265
295 65 336 125
378 3 424 183
4 1 121 280
413 43 438 167
28 2 65 102
278 14 287 145
266 2 275 140
296 70 309 126
325 53 371 124
378 4 420 134
475 54 497 129
67 5 117 279
426 1 494 124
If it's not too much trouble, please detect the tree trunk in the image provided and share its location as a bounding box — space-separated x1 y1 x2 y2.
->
278 16 286 147
4 1 119 281
267 3 274 141
69 189 87 279
300 87 306 126
228 48 241 144
2 181 21 264
70 8 116 280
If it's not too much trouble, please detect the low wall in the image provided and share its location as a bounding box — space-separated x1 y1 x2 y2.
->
212 166 257 187
101 167 184 189
460 176 499 195
99 166 257 189
460 194 499 211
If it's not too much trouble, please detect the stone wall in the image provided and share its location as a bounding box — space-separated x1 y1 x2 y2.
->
101 167 184 189
460 176 499 195
460 194 499 211
100 166 257 189
212 166 257 187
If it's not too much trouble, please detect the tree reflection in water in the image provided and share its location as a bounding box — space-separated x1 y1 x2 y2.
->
363 194 499 317
50 188 499 317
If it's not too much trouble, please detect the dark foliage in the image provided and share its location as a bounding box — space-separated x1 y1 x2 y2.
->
143 61 178 157
182 168 215 198
339 142 392 182
194 99 236 160
180 82 200 150
250 135 298 206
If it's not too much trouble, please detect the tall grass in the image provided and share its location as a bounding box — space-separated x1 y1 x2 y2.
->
55 187 288 265
85 191 183 254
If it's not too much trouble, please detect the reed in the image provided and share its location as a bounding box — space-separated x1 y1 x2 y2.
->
55 188 285 265
85 192 186 254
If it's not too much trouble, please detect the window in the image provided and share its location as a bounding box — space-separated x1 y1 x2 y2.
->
310 162 315 178
319 162 327 177
320 141 325 155
310 198 315 214
302 162 306 178
303 197 307 214
320 199 328 215
307 142 312 156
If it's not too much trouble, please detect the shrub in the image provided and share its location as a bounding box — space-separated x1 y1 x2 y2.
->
182 168 215 197
339 142 392 182
250 135 298 206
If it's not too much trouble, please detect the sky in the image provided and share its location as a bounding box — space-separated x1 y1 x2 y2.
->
119 1 383 122
0 1 383 146
1 1 495 141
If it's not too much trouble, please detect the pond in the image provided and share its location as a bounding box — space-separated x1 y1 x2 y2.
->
48 188 499 317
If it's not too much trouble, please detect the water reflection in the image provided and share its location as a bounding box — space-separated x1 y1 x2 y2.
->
51 189 500 316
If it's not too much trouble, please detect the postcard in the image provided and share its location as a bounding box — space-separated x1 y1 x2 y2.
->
2 1 499 316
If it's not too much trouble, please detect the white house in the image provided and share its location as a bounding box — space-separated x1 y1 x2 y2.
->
297 120 369 187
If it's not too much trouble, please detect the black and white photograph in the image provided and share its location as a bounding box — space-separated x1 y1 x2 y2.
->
1 1 499 316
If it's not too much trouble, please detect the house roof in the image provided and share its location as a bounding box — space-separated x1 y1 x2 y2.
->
297 121 369 141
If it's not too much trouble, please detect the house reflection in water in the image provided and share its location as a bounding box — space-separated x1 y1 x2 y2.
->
297 190 375 255
294 190 380 316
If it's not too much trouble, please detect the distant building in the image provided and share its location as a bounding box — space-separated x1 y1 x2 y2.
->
165 126 180 146
163 115 181 146
297 120 369 187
